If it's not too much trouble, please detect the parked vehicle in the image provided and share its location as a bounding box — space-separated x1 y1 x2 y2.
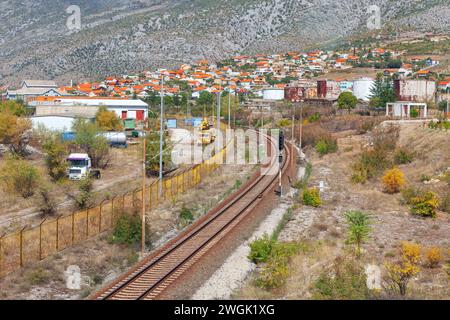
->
101 132 128 148
67 153 101 180
197 119 216 145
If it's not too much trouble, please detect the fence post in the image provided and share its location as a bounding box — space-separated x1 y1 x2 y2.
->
86 209 89 238
19 227 26 268
56 217 59 251
72 213 75 245
0 235 3 276
99 202 103 233
39 219 46 261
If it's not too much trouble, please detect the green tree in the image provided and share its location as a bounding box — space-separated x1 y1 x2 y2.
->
145 132 171 176
337 92 358 113
197 91 214 107
344 211 371 257
369 73 396 109
42 134 68 181
73 119 110 168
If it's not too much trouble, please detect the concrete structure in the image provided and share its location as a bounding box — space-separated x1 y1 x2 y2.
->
394 79 436 102
353 78 375 102
30 116 78 132
317 80 340 99
386 102 428 118
262 88 285 100
29 97 149 120
5 80 61 101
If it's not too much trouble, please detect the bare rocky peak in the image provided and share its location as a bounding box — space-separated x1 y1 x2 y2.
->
0 0 448 85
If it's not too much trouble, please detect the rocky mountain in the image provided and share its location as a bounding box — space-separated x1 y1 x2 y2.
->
1 0 449 86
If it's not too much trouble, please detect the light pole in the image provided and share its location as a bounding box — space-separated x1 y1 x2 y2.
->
141 137 146 257
228 90 231 129
159 75 164 197
217 91 221 150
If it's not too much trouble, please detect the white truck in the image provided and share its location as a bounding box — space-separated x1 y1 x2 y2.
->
67 153 101 180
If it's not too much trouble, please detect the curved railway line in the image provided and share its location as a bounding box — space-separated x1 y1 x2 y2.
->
91 132 294 300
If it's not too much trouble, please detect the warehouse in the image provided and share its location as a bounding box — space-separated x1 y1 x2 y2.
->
29 97 149 121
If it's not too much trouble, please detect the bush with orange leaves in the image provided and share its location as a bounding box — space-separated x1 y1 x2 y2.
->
424 247 442 268
382 168 405 194
385 242 421 296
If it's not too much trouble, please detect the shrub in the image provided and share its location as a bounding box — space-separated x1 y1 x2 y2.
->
382 168 405 194
0 110 32 157
276 119 291 128
351 148 391 184
109 213 147 246
248 234 275 264
179 206 194 226
400 186 422 205
27 268 51 285
0 157 40 198
42 135 68 181
410 108 419 118
75 178 93 209
302 188 321 207
371 124 400 152
95 106 124 131
410 191 439 218
313 257 369 300
73 119 110 168
255 242 300 289
424 247 442 268
37 186 58 217
394 148 414 165
385 242 421 296
315 137 338 156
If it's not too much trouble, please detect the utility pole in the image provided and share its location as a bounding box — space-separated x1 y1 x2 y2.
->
228 91 231 129
141 137 146 257
159 75 164 197
217 91 221 149
299 100 304 151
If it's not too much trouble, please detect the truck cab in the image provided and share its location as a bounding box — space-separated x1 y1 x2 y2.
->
67 153 92 180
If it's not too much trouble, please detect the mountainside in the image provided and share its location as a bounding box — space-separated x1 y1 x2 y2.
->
1 0 449 86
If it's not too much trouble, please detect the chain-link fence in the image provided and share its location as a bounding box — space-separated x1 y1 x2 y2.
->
0 141 228 277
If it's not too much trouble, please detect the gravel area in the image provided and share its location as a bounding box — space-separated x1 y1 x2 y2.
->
191 167 304 300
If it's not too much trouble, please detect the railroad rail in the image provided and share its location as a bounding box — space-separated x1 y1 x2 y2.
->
91 132 293 300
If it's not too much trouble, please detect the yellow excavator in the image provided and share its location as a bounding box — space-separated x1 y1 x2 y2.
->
197 118 216 145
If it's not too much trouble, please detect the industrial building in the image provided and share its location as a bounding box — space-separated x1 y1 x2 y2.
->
353 78 375 102
29 96 149 121
262 88 285 100
394 79 436 102
5 80 61 101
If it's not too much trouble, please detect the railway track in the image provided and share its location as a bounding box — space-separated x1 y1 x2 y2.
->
91 132 293 300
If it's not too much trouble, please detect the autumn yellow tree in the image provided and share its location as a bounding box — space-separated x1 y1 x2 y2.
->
95 106 123 131
382 167 405 194
385 242 421 296
0 110 32 156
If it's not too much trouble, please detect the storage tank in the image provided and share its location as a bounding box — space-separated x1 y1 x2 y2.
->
101 132 128 148
353 78 375 102
263 89 285 100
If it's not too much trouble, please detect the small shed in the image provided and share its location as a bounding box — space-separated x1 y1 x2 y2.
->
386 102 428 119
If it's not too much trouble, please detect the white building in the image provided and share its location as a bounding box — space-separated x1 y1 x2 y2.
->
29 97 149 120
262 88 285 100
386 102 428 118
